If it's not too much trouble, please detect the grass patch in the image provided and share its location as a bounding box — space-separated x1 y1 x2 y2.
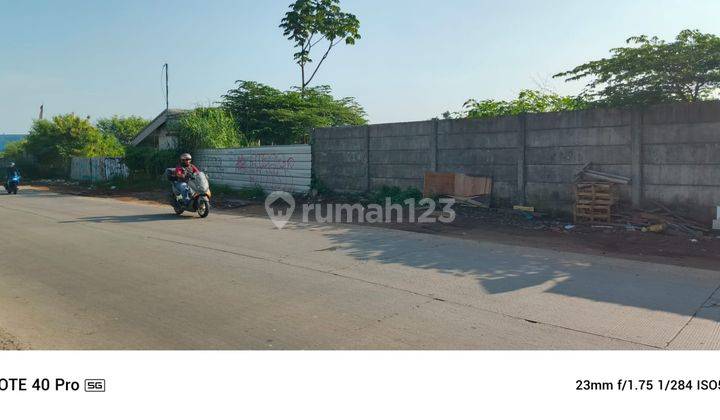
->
368 186 423 205
84 176 166 192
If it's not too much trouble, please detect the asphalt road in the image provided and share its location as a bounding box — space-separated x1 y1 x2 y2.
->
0 189 719 349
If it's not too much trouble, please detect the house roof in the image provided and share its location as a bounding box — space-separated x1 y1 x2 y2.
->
129 108 189 147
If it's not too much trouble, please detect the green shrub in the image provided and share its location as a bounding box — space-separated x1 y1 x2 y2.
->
445 89 587 120
124 147 177 178
222 81 367 145
173 107 253 153
310 175 331 195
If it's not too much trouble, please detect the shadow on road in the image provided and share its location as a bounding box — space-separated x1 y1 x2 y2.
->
59 213 192 223
289 223 720 320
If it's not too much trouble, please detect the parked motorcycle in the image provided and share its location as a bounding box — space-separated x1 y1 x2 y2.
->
5 174 20 194
166 169 211 218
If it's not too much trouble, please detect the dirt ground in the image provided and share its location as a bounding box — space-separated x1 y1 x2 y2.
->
28 183 720 272
0 328 26 350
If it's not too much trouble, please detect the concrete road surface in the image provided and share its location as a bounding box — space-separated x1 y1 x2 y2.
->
0 189 719 349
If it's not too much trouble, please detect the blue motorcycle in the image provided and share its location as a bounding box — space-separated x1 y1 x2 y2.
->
5 174 20 194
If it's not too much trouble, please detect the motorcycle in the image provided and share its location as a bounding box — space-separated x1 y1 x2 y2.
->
166 169 211 218
5 174 20 195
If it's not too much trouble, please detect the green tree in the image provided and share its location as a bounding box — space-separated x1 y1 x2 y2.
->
23 114 124 171
445 89 586 119
0 139 27 160
97 115 150 145
554 29 720 107
222 80 366 145
173 107 248 152
280 0 360 92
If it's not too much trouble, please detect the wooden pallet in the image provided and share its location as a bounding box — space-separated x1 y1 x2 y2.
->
574 182 617 223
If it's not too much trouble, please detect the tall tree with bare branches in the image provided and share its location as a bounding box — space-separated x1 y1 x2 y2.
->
280 0 360 94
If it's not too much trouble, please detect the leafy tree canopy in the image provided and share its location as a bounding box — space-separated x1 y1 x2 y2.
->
172 107 251 152
22 114 124 169
280 0 360 91
444 89 586 119
222 80 367 144
97 115 150 145
554 29 720 107
1 139 28 160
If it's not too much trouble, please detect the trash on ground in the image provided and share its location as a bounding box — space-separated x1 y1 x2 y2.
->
513 205 535 212
453 195 489 208
642 223 667 233
615 203 708 237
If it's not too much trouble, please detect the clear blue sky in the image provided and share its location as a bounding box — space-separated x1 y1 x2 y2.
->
1 0 719 133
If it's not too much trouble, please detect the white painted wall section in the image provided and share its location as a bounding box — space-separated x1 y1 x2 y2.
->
194 145 311 193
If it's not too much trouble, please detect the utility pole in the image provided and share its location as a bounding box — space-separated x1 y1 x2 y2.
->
39 104 44 120
163 63 169 110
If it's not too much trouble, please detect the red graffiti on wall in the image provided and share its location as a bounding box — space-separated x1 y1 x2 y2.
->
235 154 296 189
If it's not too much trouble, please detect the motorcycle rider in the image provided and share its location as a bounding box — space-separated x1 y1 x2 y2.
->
174 153 199 205
6 162 19 179
5 162 20 191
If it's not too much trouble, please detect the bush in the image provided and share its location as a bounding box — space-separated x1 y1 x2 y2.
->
310 175 331 195
173 107 251 153
222 81 367 145
124 147 177 179
444 89 587 120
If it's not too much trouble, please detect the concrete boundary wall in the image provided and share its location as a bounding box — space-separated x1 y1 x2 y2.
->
195 145 311 193
70 157 129 182
313 101 720 221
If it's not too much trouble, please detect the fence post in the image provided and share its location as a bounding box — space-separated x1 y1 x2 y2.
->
517 114 528 205
631 110 643 208
429 119 438 172
364 125 371 192
310 129 316 191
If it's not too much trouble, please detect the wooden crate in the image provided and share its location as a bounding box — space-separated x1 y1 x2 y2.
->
574 182 617 223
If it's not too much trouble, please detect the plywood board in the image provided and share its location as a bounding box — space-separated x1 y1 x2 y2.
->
454 173 492 197
423 172 456 197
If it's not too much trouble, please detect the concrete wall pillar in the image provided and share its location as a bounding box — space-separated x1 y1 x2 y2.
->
364 125 371 192
517 114 527 205
429 119 438 172
631 110 643 208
